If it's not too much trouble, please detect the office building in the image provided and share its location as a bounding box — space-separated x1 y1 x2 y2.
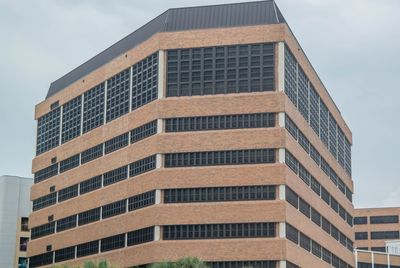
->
28 1 355 267
0 175 33 268
355 241 400 268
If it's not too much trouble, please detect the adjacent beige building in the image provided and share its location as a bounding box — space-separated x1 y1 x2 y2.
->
0 175 32 268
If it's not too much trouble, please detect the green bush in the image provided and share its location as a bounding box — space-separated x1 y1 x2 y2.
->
149 257 208 268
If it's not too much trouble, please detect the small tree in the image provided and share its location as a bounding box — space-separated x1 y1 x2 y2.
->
175 257 208 268
84 261 115 268
149 257 208 268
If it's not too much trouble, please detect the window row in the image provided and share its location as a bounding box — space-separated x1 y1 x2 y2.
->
36 53 158 156
284 46 352 176
165 112 275 132
208 261 278 268
167 43 275 97
285 115 352 201
286 223 353 268
34 120 157 184
285 150 353 227
165 149 276 168
33 155 156 211
29 226 154 268
31 191 155 239
285 186 353 252
357 263 400 268
355 231 400 240
354 215 399 225
163 222 276 240
164 185 276 203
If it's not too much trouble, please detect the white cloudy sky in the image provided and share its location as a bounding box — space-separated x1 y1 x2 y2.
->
0 0 399 208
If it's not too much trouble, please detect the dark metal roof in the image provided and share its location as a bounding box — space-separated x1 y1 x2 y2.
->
46 0 286 99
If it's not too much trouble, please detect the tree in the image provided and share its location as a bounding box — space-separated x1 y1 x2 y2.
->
149 257 208 268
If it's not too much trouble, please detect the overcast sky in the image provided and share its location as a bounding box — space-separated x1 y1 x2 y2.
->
0 0 399 208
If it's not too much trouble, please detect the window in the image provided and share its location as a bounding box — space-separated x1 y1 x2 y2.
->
129 155 156 177
34 163 58 184
285 187 298 209
106 68 130 122
165 113 275 132
208 261 277 268
83 83 105 133
33 192 57 211
300 233 311 251
321 186 330 205
21 217 29 232
370 215 399 224
59 154 80 173
345 139 352 176
81 144 103 164
77 240 99 257
31 222 55 240
321 217 331 234
128 191 155 211
29 252 54 268
355 232 368 240
371 231 399 240
286 262 300 268
165 185 276 203
78 207 101 226
310 145 321 166
54 246 75 263
18 257 27 268
58 184 78 202
102 199 127 219
298 132 309 153
36 107 60 155
167 44 274 96
100 233 126 252
297 67 309 122
330 225 339 240
311 208 321 226
337 129 345 168
61 95 82 143
127 226 154 246
56 215 77 232
284 47 297 107
286 223 298 244
19 237 29 251
298 165 310 185
311 241 322 258
79 175 102 195
104 132 129 154
131 120 157 144
132 53 158 110
103 166 128 186
322 247 332 264
371 247 386 252
346 213 353 227
309 86 320 135
165 149 275 168
163 223 276 240
299 198 311 218
285 150 298 174
310 177 320 195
